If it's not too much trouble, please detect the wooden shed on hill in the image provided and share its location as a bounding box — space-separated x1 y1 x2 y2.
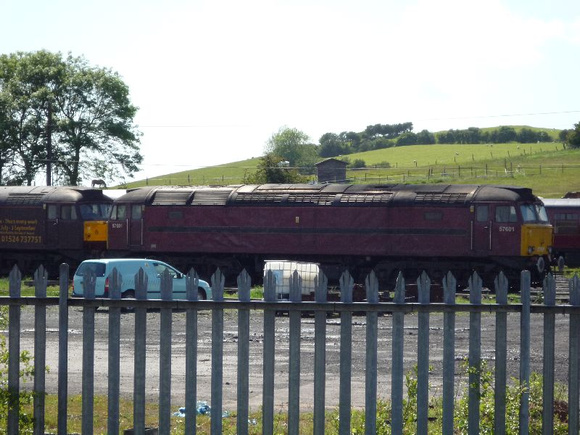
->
316 158 348 183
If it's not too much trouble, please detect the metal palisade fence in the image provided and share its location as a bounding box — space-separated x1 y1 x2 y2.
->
1 264 580 434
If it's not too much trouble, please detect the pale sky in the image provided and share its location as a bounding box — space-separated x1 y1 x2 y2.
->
2 0 580 181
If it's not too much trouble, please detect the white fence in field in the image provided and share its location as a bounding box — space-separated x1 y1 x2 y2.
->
1 264 580 434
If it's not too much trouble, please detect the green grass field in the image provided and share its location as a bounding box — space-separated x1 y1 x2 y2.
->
121 140 579 198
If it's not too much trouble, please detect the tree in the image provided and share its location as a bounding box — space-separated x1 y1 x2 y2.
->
319 132 350 157
265 127 318 174
396 132 418 146
416 129 436 145
565 122 580 148
0 50 142 186
495 126 517 143
245 153 307 184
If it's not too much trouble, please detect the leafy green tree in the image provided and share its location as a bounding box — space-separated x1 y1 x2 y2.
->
0 50 142 186
566 122 580 148
559 129 571 142
319 132 350 157
396 132 418 146
265 127 318 174
349 159 366 169
416 129 436 145
339 131 361 152
245 153 307 183
0 51 63 184
495 126 517 143
436 129 457 144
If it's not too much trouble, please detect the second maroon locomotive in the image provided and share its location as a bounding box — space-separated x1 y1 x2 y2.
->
107 183 553 288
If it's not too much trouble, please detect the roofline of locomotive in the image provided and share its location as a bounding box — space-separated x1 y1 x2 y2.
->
112 184 540 207
0 186 113 206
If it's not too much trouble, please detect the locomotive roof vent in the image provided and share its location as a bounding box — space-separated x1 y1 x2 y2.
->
287 194 335 205
339 193 393 204
151 190 193 206
4 193 46 206
414 192 469 204
191 189 233 206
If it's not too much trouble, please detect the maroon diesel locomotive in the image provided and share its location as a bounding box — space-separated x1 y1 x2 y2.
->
107 183 553 288
543 198 580 267
0 186 112 276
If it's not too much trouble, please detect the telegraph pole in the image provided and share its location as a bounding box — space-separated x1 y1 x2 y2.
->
46 101 52 186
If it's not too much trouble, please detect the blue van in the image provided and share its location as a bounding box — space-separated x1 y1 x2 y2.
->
71 258 212 300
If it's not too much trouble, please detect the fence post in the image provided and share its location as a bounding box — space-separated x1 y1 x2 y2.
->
81 268 96 435
237 270 252 433
519 271 531 434
365 271 379 434
262 270 277 435
417 271 431 434
288 270 302 435
494 271 509 434
33 266 47 435
339 271 354 434
442 271 457 434
211 269 225 435
159 269 173 434
133 268 148 433
569 274 580 433
7 265 22 435
468 271 482 434
185 269 200 435
57 263 69 435
107 268 122 435
542 273 556 433
391 271 406 433
313 271 328 434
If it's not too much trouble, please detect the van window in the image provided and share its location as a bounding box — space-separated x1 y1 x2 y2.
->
153 262 179 278
75 262 106 277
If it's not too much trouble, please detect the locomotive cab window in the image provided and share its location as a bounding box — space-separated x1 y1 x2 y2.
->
79 203 111 220
476 205 489 222
111 205 127 220
131 205 142 220
47 205 58 220
520 204 549 223
495 206 517 223
61 205 77 220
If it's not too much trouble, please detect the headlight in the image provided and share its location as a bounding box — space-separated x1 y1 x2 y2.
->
528 246 535 254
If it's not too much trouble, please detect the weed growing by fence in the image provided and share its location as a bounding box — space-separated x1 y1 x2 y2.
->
338 362 570 434
0 306 37 432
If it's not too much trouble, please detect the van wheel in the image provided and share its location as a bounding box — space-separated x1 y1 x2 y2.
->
198 288 207 300
122 290 135 312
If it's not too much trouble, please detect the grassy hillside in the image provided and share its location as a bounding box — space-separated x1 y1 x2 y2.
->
123 141 580 198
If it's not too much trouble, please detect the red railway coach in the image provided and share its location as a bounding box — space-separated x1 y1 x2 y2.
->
107 183 553 289
542 198 580 267
0 186 112 277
